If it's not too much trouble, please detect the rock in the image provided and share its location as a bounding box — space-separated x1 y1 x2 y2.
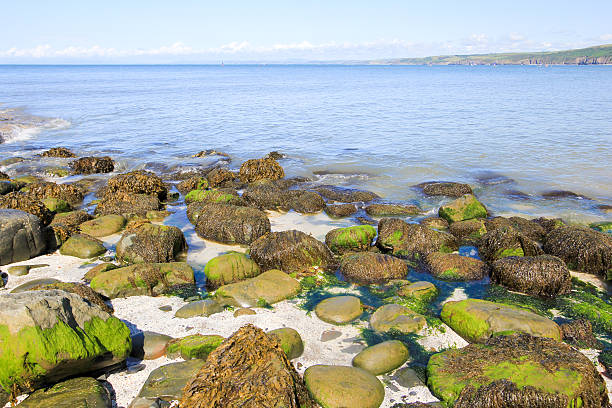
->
204 252 261 289
325 225 376 255
18 377 111 408
393 367 425 388
0 209 46 265
128 397 168 408
420 181 473 198
0 171 9 180
304 365 384 408
116 223 187 264
543 225 612 278
79 214 126 237
365 203 420 216
250 230 334 275
138 360 206 402
449 218 487 244
24 181 85 205
315 296 363 324
376 218 457 258
0 290 131 393
131 331 174 360
419 216 449 230
441 299 562 343
42 197 71 212
438 194 487 223
214 269 301 307
7 265 30 276
324 203 357 218
185 188 244 205
485 216 546 242
166 334 224 360
478 226 543 263
51 210 93 231
180 324 314 408
542 189 589 200
206 168 236 188
84 262 118 281
177 176 209 195
239 157 285 183
560 319 602 349
340 252 408 284
27 281 113 314
264 151 285 160
234 307 256 317
427 334 609 408
60 234 106 258
490 255 572 297
241 181 292 211
105 171 167 200
10 277 61 293
312 185 379 203
70 156 114 174
370 304 427 334
352 340 410 375
90 262 195 298
424 252 489 281
193 149 230 159
188 202 270 245
0 192 54 225
0 180 20 195
397 281 437 300
46 166 71 178
40 147 76 158
289 190 326 213
95 192 162 217
267 328 304 359
174 299 224 318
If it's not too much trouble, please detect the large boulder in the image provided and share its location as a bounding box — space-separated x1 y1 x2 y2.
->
24 181 85 205
239 158 285 183
180 324 314 408
206 168 237 188
116 223 187 264
105 171 167 200
325 225 376 255
188 202 270 245
485 216 546 242
250 230 334 275
214 269 301 307
312 185 379 203
18 377 111 408
490 255 572 297
543 225 612 278
324 203 357 218
204 252 261 289
95 192 162 217
425 252 489 281
0 192 54 225
478 226 543 263
0 290 131 394
427 334 609 408
51 210 93 231
448 218 487 245
340 252 407 284
0 209 46 265
288 190 326 214
441 299 562 343
166 334 224 360
242 180 292 211
90 262 195 298
304 365 384 408
438 194 487 223
376 218 457 258
70 156 114 174
26 281 113 314
420 181 473 198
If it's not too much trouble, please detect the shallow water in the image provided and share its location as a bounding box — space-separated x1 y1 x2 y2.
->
1 65 611 222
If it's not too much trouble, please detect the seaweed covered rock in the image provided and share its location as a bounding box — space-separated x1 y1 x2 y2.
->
438 194 487 223
340 252 407 284
90 262 195 298
420 181 473 198
177 176 209 195
543 225 612 278
166 334 224 360
485 216 546 242
95 192 161 217
427 334 609 408
441 299 562 343
241 181 292 211
185 188 244 205
18 377 111 408
105 171 167 200
560 319 602 349
449 218 487 245
70 156 114 174
376 217 457 258
24 181 85 205
60 234 106 258
239 158 285 183
370 304 427 334
40 147 76 158
214 270 301 307
304 365 384 408
250 230 334 275
79 214 126 237
324 203 357 218
288 190 325 213
189 202 270 245
325 225 376 255
0 209 46 265
420 216 449 231
180 324 314 408
425 252 489 281
207 167 237 188
204 252 261 289
365 203 420 216
0 290 131 394
0 192 54 225
312 185 379 203
490 255 572 297
478 226 543 263
51 210 93 231
116 223 187 264
27 281 113 314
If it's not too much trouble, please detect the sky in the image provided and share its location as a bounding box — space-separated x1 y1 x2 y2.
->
1 0 611 63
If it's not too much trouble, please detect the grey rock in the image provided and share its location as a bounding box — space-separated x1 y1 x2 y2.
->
0 209 46 266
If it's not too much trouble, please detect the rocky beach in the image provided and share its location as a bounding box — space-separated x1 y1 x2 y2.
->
0 141 611 408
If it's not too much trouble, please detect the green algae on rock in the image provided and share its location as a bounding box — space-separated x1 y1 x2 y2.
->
376 217 457 259
478 225 542 263
425 252 489 281
166 334 224 360
268 328 304 360
79 214 126 237
204 252 261 289
184 188 244 205
438 194 487 223
325 225 376 254
18 377 111 408
370 303 427 334
315 295 363 325
60 234 106 258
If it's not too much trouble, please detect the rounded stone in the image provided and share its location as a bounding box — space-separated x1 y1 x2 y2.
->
79 214 126 237
352 340 410 375
267 327 304 360
370 304 427 334
397 281 438 300
304 365 384 408
59 234 106 259
131 331 174 360
233 307 256 317
315 296 363 325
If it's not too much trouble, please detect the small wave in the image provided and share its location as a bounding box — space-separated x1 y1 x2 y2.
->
0 107 71 143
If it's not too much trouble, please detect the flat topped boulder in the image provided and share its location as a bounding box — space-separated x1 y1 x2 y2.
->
490 255 572 297
18 377 111 408
427 334 609 408
312 185 379 203
79 214 126 237
420 181 473 198
116 222 187 264
0 209 46 265
0 290 131 394
325 225 377 255
438 194 487 223
441 299 562 343
214 269 301 307
304 365 384 408
60 234 106 259
370 304 427 334
315 296 363 325
340 252 408 284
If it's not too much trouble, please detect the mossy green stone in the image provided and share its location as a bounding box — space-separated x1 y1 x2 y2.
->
438 194 487 223
325 225 377 254
18 377 111 407
304 365 384 408
267 328 304 360
352 340 410 375
42 197 71 213
185 189 240 204
397 281 438 301
370 303 427 334
79 214 126 237
166 334 224 360
590 221 612 234
204 252 261 289
59 234 106 258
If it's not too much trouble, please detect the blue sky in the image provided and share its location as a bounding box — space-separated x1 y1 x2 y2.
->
1 0 610 63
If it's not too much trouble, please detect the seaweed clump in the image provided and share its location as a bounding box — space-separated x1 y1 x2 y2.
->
0 192 54 225
490 255 571 297
70 156 114 174
104 170 167 200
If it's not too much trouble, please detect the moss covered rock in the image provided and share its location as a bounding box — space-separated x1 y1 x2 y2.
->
70 156 114 174
425 252 489 281
177 176 209 195
0 209 46 265
304 365 384 408
84 262 118 282
397 281 438 300
478 226 543 263
267 328 304 360
60 234 106 258
204 252 261 289
166 334 224 360
491 255 572 297
376 217 457 258
214 269 301 307
239 158 285 183
325 225 377 255
441 299 562 343
90 262 195 298
42 197 71 213
0 290 131 394
365 203 421 216
116 223 187 264
340 252 408 284
449 218 487 245
315 296 363 325
419 216 449 231
370 304 427 334
438 194 487 223
352 340 410 375
79 214 126 237
18 377 111 408
427 334 609 408
185 188 244 205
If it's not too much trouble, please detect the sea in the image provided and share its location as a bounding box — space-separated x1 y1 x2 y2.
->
1 64 611 223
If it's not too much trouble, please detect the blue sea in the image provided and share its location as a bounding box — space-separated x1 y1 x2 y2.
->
1 65 611 222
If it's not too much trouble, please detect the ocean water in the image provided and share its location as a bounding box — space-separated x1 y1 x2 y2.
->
1 64 611 222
